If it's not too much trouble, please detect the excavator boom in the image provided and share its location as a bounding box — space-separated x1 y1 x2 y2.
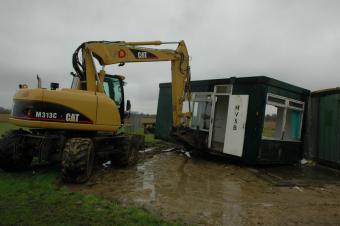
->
73 40 192 128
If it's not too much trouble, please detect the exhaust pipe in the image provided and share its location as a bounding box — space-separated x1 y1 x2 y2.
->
37 74 41 88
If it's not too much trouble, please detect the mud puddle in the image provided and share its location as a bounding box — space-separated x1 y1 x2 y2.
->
69 148 340 226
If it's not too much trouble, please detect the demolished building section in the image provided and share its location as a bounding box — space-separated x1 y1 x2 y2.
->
156 76 310 164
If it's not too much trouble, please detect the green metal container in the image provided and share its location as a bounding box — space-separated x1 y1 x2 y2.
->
310 89 340 168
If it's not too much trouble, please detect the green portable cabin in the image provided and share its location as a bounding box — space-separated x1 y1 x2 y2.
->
307 88 340 168
155 76 310 164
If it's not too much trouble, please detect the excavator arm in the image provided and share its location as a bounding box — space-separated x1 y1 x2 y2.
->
72 40 192 128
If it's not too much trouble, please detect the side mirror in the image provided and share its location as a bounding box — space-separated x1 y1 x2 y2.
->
126 99 131 111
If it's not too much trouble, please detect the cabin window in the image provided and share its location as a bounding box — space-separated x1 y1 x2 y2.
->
103 82 110 97
215 85 232 94
262 93 304 141
189 93 212 131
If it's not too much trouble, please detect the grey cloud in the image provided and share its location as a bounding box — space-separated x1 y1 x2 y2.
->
1 0 340 113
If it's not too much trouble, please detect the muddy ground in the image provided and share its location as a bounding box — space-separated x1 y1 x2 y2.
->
69 144 340 226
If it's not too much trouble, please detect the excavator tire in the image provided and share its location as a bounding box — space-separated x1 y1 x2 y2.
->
111 135 144 167
61 138 94 184
0 130 33 171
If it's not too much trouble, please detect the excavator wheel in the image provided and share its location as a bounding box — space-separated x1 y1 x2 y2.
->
111 135 144 167
61 138 94 183
0 130 33 171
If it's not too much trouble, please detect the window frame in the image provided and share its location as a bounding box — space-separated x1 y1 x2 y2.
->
189 92 213 132
262 93 305 142
214 85 233 95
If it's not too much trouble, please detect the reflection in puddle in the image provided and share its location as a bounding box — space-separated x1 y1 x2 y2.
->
136 161 156 203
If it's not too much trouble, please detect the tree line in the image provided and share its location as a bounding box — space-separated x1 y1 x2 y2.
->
0 107 10 114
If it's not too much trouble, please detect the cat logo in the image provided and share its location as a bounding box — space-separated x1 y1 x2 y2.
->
137 51 148 59
66 113 80 122
130 49 157 59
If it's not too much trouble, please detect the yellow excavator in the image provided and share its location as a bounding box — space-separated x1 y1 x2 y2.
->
0 40 191 183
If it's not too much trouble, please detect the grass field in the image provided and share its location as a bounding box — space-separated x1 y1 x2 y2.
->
0 171 179 226
0 122 18 135
0 122 178 226
123 127 156 143
262 121 276 138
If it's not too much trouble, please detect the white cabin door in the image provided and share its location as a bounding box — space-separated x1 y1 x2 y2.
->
223 95 249 157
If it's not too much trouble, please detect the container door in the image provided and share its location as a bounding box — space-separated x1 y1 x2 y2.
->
223 95 249 157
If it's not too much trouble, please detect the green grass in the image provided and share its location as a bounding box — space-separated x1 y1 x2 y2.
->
262 121 276 138
0 122 18 135
0 170 179 226
0 123 179 226
121 127 157 143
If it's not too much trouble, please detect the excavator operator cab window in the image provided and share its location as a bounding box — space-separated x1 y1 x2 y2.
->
103 75 125 121
103 75 124 105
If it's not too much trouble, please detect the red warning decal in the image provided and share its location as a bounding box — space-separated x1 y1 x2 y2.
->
118 49 126 58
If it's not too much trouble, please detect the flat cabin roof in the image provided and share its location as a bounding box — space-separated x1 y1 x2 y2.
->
159 76 310 96
311 87 340 97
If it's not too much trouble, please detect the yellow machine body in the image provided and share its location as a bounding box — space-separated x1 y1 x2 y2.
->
10 88 121 132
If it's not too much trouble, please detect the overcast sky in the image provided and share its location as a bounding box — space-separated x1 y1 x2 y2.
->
0 0 339 113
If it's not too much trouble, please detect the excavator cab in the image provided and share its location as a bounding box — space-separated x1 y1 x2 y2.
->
70 73 127 124
103 74 126 124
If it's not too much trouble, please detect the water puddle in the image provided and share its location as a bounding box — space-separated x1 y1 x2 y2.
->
69 150 340 226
